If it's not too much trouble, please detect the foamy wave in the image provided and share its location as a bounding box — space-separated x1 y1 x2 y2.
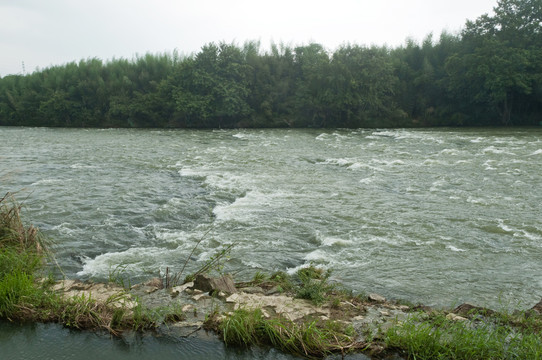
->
454 160 471 165
370 130 400 138
446 245 466 252
241 260 264 268
496 220 519 235
77 247 168 278
304 249 329 261
530 149 542 156
70 163 97 169
320 158 354 167
31 178 65 186
315 133 329 141
321 237 352 247
482 146 516 156
51 222 78 236
166 161 183 170
179 168 206 177
348 162 380 171
439 149 467 156
467 196 488 205
154 229 191 245
204 173 252 191
370 159 405 166
483 160 496 170
213 190 286 223
429 179 447 192
232 132 249 139
519 229 542 241
286 263 327 275
315 231 352 247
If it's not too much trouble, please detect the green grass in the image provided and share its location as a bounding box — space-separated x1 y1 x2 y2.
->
0 193 183 335
295 265 335 306
217 308 360 358
385 312 542 359
0 193 50 319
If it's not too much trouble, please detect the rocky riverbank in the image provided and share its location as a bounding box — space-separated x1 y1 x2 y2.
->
50 273 542 359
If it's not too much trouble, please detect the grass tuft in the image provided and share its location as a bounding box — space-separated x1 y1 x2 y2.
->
385 312 542 360
0 193 50 319
295 265 334 306
217 308 361 358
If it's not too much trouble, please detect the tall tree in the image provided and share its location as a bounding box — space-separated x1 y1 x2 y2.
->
447 0 542 125
173 43 253 128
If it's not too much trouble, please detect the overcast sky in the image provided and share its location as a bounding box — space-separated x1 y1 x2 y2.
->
1 0 497 76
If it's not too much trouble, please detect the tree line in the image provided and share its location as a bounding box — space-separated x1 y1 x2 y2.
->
1 0 541 128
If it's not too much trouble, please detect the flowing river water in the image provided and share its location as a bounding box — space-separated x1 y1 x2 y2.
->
1 126 541 357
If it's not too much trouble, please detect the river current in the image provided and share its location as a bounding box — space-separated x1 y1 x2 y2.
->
1 127 541 310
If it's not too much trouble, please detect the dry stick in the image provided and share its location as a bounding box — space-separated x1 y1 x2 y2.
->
172 226 214 286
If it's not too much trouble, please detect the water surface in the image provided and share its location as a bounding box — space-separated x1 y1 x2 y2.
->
1 127 541 309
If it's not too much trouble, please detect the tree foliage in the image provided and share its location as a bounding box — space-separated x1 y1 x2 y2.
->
1 1 541 128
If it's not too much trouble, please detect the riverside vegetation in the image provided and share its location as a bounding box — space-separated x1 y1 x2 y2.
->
4 194 542 358
1 0 542 129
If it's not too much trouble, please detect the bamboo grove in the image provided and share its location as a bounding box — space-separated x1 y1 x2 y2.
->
1 0 541 129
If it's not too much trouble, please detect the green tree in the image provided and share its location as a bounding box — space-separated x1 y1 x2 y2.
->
329 45 399 127
173 43 252 128
446 0 542 125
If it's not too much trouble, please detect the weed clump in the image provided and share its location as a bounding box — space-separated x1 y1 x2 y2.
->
0 193 50 319
295 266 334 306
0 193 180 334
385 312 542 360
216 308 360 358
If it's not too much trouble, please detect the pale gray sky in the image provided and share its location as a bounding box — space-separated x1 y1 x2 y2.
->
1 0 497 76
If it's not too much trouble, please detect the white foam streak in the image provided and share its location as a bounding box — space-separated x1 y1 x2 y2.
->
31 178 65 186
482 146 516 156
70 163 96 169
446 245 466 252
213 190 290 223
77 247 167 278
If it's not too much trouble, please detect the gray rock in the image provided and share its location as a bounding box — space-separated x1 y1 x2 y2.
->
453 303 495 317
368 293 386 303
240 286 264 294
531 298 542 314
266 285 283 295
446 313 468 322
144 277 164 289
192 274 237 294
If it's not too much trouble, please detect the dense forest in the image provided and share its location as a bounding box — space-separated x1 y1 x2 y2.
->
1 0 541 128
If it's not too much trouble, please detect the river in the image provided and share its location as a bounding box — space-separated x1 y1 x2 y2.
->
2 127 541 309
2 126 541 358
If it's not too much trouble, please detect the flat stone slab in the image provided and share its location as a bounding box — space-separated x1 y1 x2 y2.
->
226 292 330 321
53 280 137 309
